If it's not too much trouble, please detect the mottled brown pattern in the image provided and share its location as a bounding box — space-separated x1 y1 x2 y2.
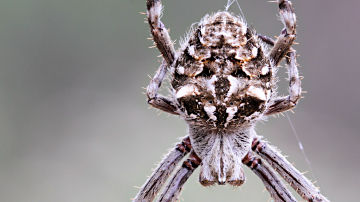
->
173 12 272 131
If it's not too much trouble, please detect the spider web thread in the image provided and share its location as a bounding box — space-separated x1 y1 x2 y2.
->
286 113 317 182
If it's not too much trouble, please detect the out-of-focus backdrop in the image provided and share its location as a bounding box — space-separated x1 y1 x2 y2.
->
0 0 359 201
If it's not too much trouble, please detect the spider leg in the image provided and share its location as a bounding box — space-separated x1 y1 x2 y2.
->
133 137 192 202
158 151 201 202
270 0 296 66
146 60 179 115
146 0 176 65
265 49 301 115
258 34 275 46
243 151 296 202
258 34 302 115
146 0 179 115
251 137 329 202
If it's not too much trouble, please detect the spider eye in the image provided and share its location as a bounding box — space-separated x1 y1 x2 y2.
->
209 100 213 104
229 102 234 105
196 67 214 78
231 68 249 78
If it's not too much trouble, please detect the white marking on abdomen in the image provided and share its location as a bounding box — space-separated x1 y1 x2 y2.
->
246 86 266 101
177 66 184 74
225 106 238 127
204 105 217 121
251 47 258 58
176 85 199 99
206 75 217 97
226 75 239 99
261 65 269 75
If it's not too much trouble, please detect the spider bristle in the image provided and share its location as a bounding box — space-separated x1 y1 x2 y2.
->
301 171 309 175
289 109 295 114
301 90 307 94
149 45 156 49
147 37 153 40
299 76 304 80
147 74 152 79
157 54 163 58
139 12 147 15
267 0 278 3
293 42 300 45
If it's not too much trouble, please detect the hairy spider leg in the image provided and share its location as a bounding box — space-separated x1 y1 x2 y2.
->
270 0 297 66
257 34 302 115
146 0 179 115
134 137 191 202
252 137 329 202
243 151 296 202
158 151 201 202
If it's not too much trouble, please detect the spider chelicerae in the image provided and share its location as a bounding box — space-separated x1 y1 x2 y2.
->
134 0 328 201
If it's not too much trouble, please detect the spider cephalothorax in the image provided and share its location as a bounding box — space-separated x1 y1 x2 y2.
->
135 0 328 201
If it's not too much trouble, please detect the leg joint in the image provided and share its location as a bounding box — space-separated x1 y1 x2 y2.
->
176 137 192 154
251 138 266 153
243 153 262 169
182 152 201 170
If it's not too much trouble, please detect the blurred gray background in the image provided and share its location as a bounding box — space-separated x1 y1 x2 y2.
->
0 0 359 201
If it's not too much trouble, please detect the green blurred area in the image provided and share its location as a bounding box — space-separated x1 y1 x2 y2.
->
0 0 359 201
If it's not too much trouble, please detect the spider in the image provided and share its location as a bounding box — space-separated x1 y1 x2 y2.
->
134 0 329 201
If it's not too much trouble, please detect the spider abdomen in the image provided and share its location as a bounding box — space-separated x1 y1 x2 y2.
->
171 11 273 129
